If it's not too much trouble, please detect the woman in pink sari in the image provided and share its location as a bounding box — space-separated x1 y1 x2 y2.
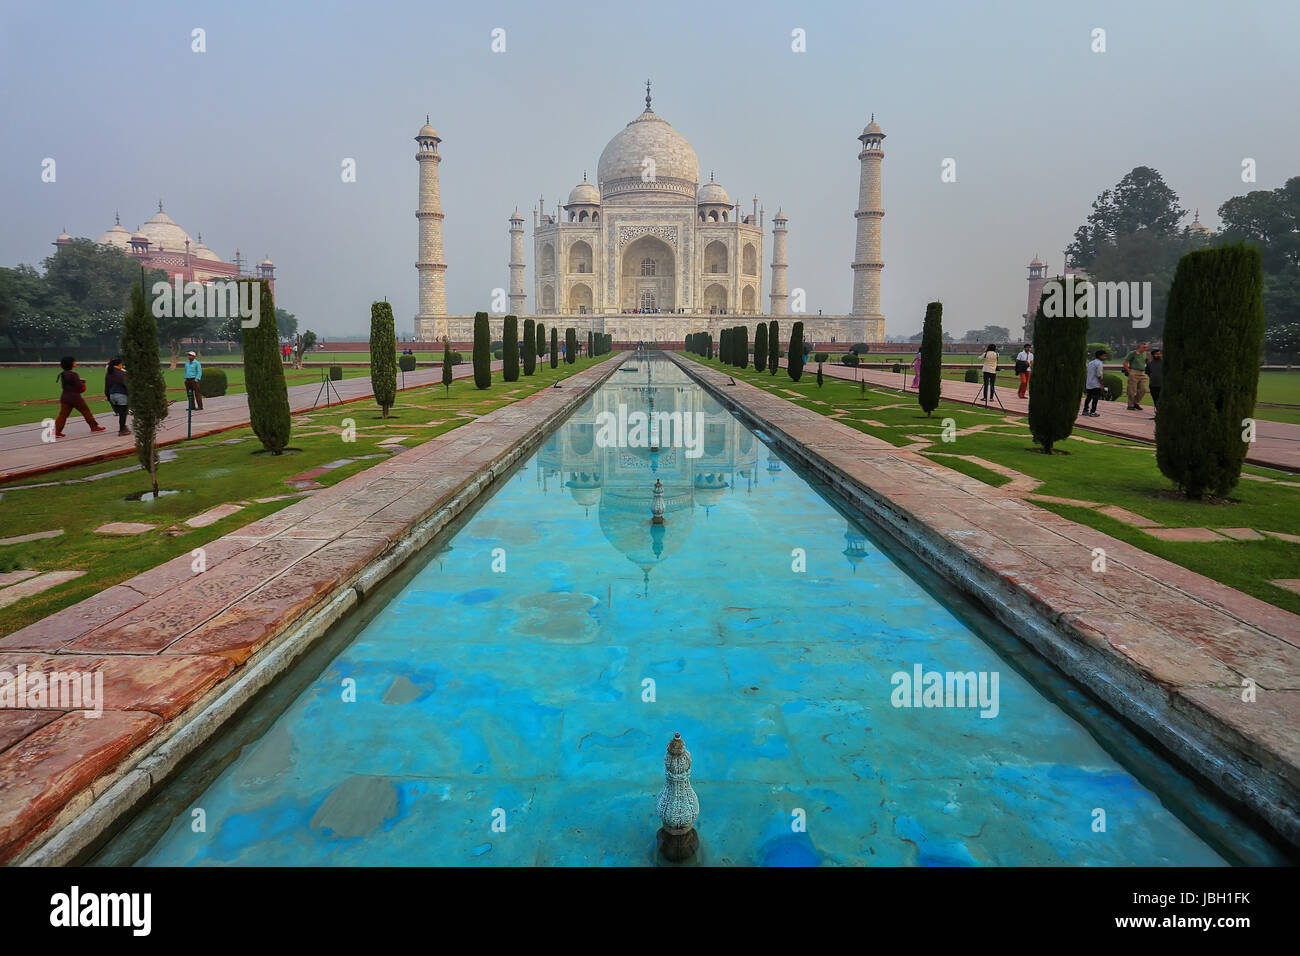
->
910 349 922 388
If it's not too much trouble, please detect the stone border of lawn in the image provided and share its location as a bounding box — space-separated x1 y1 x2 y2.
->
2 354 626 866
671 353 1300 851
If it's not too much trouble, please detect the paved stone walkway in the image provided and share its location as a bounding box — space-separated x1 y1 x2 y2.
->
0 360 504 484
777 358 1300 472
678 354 1300 849
0 355 623 864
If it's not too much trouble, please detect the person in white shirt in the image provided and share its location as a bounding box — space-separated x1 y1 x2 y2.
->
1015 343 1033 399
980 344 999 402
1081 349 1107 417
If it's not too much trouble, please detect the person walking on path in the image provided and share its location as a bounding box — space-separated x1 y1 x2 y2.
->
1015 343 1033 399
104 357 130 435
1081 349 1107 418
184 350 203 410
1146 347 1163 417
53 356 106 437
980 343 999 403
1123 342 1149 410
910 349 922 388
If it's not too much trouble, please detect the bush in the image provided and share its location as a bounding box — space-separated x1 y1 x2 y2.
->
1157 243 1265 498
473 312 491 388
1028 279 1089 453
814 352 829 363
398 354 417 372
244 280 291 452
841 353 859 367
1086 341 1112 361
449 352 463 365
891 362 902 373
370 301 397 417
503 314 519 382
490 340 502 352
329 365 343 381
918 302 943 416
963 367 979 383
851 343 871 355
493 348 503 360
198 369 228 397
1101 372 1123 400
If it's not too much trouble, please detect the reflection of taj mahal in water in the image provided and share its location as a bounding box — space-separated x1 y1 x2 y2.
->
414 83 886 345
533 360 871 593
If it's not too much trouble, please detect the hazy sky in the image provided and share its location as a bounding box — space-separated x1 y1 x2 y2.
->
3 0 1296 338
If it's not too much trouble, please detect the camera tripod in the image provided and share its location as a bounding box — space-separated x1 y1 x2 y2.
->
977 374 1006 411
312 369 344 409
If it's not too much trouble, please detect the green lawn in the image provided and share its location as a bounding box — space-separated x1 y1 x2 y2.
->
0 355 604 636
684 353 1300 614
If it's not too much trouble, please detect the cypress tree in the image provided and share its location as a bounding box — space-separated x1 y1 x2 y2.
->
370 300 397 417
473 311 491 388
918 301 943 417
550 327 558 368
1028 279 1090 453
536 321 546 361
720 328 730 364
120 279 169 495
768 319 779 375
503 314 520 381
706 335 713 359
754 321 768 372
1157 244 1266 498
522 317 536 375
441 339 453 396
565 327 577 364
244 279 292 452
737 325 749 370
817 363 824 388
788 321 805 382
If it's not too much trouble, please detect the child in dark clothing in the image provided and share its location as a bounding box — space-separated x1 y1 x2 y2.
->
104 357 130 435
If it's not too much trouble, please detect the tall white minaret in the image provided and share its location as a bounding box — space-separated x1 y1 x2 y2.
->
851 116 885 338
508 208 526 315
770 208 789 316
415 117 447 337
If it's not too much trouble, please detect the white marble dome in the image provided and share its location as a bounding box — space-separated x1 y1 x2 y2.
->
697 181 731 206
97 220 132 250
192 233 220 262
597 108 699 202
568 180 600 205
138 206 195 253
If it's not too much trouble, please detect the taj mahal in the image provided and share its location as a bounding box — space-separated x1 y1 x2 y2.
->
414 83 886 345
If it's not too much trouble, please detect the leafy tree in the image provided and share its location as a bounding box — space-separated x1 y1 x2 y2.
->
1157 244 1265 498
767 319 778 374
442 339 453 396
1027 279 1089 454
1067 166 1187 268
503 314 520 381
119 281 169 495
918 302 943 416
275 307 298 338
565 327 577 364
370 301 397 417
961 325 1012 343
788 321 805 382
754 321 767 372
550 326 558 369
1218 176 1300 334
243 280 291 453
522 317 536 375
473 312 491 388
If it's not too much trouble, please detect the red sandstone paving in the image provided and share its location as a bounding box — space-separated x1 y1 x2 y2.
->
0 710 61 753
0 710 161 864
0 653 233 719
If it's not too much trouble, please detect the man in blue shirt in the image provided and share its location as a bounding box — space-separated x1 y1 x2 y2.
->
184 350 203 410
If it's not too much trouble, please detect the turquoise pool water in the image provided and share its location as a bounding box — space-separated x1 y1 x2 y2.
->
107 360 1282 866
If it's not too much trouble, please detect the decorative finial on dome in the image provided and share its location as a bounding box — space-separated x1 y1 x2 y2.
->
114 211 120 225
583 170 587 182
645 78 652 111
426 113 430 125
158 199 164 213
871 112 874 122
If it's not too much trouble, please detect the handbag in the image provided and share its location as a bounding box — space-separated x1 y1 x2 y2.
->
109 392 129 407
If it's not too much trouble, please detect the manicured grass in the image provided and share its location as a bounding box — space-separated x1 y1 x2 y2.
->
684 353 1300 614
0 355 605 635
0 365 373 430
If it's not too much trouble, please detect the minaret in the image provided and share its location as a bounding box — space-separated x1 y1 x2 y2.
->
415 117 447 338
508 208 526 315
770 208 789 315
851 116 885 338
1023 255 1047 340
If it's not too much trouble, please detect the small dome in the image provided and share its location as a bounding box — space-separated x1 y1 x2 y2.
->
97 219 132 249
130 230 149 244
863 119 884 136
192 233 220 262
1189 210 1211 234
567 181 601 206
697 181 731 206
417 122 439 140
1030 255 1044 267
56 231 72 243
261 256 274 266
774 207 787 220
138 204 195 253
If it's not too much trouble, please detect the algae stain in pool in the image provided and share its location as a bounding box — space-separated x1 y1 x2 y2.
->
760 834 822 866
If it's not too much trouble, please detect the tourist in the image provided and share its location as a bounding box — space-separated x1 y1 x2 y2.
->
104 357 130 435
184 350 204 411
980 343 999 402
910 348 922 388
1015 343 1033 399
1123 342 1149 409
1147 347 1163 416
53 356 106 437
1081 349 1107 417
